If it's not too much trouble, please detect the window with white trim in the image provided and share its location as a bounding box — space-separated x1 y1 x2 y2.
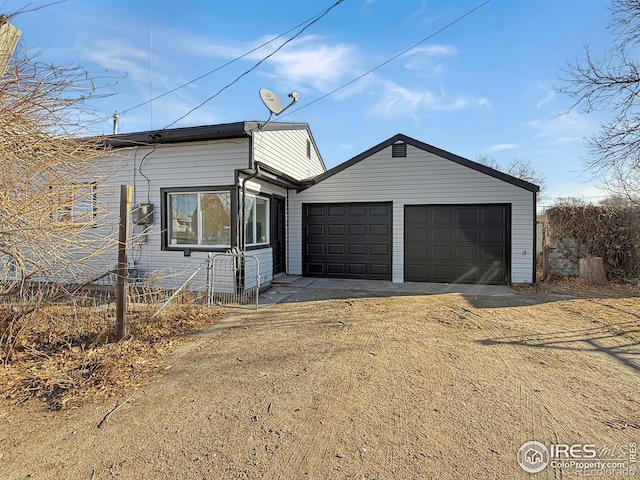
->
167 191 231 247
50 182 97 225
244 195 269 246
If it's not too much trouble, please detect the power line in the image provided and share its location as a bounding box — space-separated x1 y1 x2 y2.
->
281 0 491 119
120 3 337 119
163 0 344 129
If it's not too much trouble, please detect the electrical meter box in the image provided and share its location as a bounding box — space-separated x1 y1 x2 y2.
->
133 203 154 225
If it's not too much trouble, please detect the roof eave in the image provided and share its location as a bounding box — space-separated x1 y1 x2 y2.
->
303 133 540 193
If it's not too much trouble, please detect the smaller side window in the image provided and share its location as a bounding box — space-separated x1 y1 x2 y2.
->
244 195 270 246
50 182 97 225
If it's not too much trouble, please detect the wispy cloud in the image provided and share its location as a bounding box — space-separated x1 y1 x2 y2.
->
84 40 151 84
528 111 594 144
262 38 357 91
488 143 518 152
191 34 358 92
536 86 555 109
402 45 458 73
370 79 490 119
406 0 429 22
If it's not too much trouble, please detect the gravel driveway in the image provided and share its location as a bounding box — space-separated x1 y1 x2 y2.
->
1 280 639 479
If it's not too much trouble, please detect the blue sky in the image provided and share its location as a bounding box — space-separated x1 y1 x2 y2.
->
11 0 616 206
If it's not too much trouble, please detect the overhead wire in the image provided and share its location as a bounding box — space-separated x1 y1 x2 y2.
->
163 0 345 129
119 1 343 121
281 0 491 119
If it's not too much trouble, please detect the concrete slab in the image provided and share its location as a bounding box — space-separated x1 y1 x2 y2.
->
258 276 515 306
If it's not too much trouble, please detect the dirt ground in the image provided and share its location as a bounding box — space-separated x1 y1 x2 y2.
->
1 282 639 479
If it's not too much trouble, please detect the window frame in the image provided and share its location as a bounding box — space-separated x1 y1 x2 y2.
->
244 193 270 248
49 182 98 226
161 186 236 252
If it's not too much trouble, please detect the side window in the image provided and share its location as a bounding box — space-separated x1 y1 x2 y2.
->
244 195 269 246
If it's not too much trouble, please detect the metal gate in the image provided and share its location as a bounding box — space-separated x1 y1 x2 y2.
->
208 249 260 309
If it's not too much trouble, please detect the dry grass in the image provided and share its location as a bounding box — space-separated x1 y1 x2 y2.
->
0 302 224 410
516 276 640 343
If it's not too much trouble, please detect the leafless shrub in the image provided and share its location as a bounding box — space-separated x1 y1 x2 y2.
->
545 204 640 279
0 28 118 360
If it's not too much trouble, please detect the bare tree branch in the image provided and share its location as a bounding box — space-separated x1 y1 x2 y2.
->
475 154 546 199
556 0 640 200
0 13 119 360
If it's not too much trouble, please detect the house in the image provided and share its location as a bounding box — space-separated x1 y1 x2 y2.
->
95 122 539 286
95 121 323 285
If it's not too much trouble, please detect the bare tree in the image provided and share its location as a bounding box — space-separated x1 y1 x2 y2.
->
557 0 640 200
475 154 546 198
0 20 117 360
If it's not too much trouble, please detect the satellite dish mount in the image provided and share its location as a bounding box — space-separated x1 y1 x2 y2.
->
259 88 299 128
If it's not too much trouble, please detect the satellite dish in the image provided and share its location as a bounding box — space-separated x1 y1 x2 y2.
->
258 88 300 129
259 88 284 115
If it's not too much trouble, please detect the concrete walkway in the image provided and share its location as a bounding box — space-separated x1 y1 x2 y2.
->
260 275 515 306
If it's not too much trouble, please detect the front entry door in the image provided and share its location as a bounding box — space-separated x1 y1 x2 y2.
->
271 196 286 275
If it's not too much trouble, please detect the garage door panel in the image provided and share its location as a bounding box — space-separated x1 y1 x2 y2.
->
432 246 453 261
406 209 428 224
328 224 346 236
456 208 479 223
328 205 346 216
456 228 478 243
348 205 366 216
348 244 367 255
370 244 390 256
307 243 325 255
370 264 391 276
432 265 455 281
370 204 391 216
432 210 453 224
347 263 367 276
307 263 326 275
406 245 427 260
307 205 324 216
327 263 346 275
481 207 506 223
405 205 509 285
370 224 390 236
307 224 325 236
482 229 505 243
327 244 345 255
407 228 428 242
457 247 478 261
432 229 452 242
481 247 506 261
348 224 366 236
303 202 392 280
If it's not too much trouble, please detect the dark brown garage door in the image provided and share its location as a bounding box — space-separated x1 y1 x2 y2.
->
303 202 392 280
405 204 509 285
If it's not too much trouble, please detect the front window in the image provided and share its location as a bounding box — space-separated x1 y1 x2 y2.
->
167 191 231 247
244 195 269 246
51 182 97 225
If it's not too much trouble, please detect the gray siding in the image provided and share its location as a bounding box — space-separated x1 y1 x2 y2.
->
253 129 324 180
93 139 251 276
289 144 535 283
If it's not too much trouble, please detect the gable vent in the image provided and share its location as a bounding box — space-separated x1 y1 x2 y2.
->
392 142 407 157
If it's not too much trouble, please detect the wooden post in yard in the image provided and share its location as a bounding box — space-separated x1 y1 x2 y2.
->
0 16 21 76
116 185 133 341
579 257 607 285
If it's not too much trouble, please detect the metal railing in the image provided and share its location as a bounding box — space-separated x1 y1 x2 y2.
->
208 249 260 310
